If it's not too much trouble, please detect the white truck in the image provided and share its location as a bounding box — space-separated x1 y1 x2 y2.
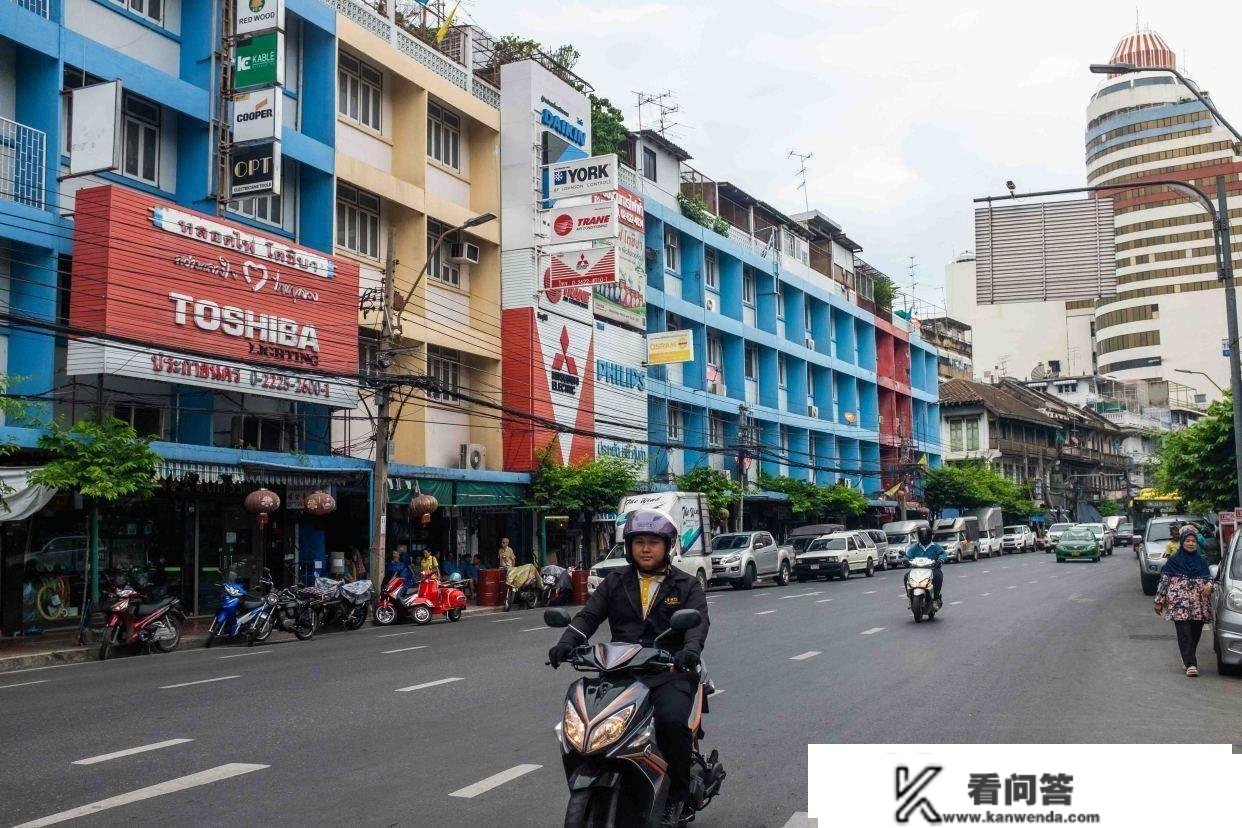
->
708 531 794 589
598 492 713 589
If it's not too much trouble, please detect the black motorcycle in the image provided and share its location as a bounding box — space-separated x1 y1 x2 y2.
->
540 565 575 607
545 607 726 827
305 577 371 631
249 571 315 644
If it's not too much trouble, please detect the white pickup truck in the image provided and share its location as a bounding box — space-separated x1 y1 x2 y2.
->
709 531 794 589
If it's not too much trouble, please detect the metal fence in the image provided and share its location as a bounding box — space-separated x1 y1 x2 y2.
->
0 117 47 211
11 0 49 18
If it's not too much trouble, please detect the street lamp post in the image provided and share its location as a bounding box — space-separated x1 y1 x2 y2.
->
1089 62 1242 507
1174 368 1224 395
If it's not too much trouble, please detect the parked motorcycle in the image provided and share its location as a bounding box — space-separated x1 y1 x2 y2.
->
308 577 371 631
545 607 726 828
373 573 467 625
249 572 316 644
905 556 942 623
540 565 575 607
98 582 185 661
204 581 269 648
504 563 542 612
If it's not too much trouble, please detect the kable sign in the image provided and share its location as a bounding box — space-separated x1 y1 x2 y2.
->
547 153 617 200
232 88 282 143
543 202 617 244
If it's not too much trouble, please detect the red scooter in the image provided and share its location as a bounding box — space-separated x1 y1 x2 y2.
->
98 583 185 660
373 573 467 626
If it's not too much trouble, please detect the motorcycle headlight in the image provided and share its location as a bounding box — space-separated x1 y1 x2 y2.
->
1227 588 1242 614
562 701 586 751
587 704 635 753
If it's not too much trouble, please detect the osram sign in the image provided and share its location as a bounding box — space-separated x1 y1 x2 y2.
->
543 201 617 244
547 153 617 199
67 186 359 405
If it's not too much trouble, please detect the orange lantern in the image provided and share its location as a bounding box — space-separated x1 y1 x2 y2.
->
304 491 337 516
410 483 438 528
244 488 281 526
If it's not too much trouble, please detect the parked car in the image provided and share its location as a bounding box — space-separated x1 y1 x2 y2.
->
882 520 930 568
979 528 1003 557
1045 523 1074 552
1211 530 1242 677
1000 525 1035 554
793 531 880 581
1103 516 1134 547
784 523 846 557
971 507 1003 557
708 531 793 589
1054 526 1101 563
1138 516 1202 595
931 526 975 563
860 529 892 571
587 543 627 595
1078 523 1114 556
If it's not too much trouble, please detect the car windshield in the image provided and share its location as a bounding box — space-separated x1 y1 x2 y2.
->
1145 519 1183 543
1231 539 1242 580
886 533 910 545
931 532 957 543
1048 523 1073 533
602 545 626 561
1003 526 1024 535
790 537 815 553
1080 524 1105 536
807 538 847 552
712 535 750 550
1063 528 1094 542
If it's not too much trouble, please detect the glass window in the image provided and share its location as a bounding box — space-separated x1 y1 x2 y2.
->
776 285 785 318
744 346 758 379
427 99 462 170
743 271 756 305
116 0 162 25
704 249 718 289
336 183 381 259
338 53 382 130
642 147 657 181
122 93 159 186
709 414 724 446
778 355 787 387
707 334 723 368
664 228 679 271
112 403 162 439
427 345 461 401
427 219 462 287
667 406 683 441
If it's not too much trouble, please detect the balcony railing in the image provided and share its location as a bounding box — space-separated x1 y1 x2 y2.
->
0 117 46 211
11 0 48 17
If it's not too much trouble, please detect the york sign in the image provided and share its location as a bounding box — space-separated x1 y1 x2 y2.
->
547 153 617 200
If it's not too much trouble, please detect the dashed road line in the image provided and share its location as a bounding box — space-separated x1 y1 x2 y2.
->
382 645 429 654
949 601 964 605
1028 580 1038 584
376 630 421 638
864 590 876 595
159 675 239 690
396 677 464 693
980 592 992 597
520 627 547 632
755 610 777 616
218 650 270 659
779 591 823 600
1007 586 1017 590
790 651 821 661
449 764 542 799
860 627 885 635
73 739 194 766
0 680 49 690
815 598 833 603
490 617 521 623
982 570 991 573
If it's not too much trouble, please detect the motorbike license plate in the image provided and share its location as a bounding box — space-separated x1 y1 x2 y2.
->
1072 551 1080 557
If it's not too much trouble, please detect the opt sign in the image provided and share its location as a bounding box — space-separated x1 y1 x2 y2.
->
542 247 617 290
543 202 617 244
547 154 617 199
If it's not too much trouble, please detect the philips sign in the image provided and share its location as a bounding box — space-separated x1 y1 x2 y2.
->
596 360 645 391
547 154 618 200
541 108 586 147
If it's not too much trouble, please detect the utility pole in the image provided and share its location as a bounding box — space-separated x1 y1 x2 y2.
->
1215 175 1242 506
735 404 750 533
369 226 398 585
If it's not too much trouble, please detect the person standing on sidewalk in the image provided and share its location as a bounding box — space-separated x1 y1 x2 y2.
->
498 538 515 569
1154 525 1215 677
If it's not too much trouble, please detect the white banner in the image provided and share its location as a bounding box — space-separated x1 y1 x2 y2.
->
542 201 618 244
69 82 122 176
542 246 617 290
231 87 282 143
547 154 617 200
809 744 1241 826
236 0 284 36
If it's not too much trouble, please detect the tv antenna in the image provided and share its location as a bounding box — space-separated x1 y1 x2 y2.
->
787 149 813 211
906 256 918 312
635 90 681 137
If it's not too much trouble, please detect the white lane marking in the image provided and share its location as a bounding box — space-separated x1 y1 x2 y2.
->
12 763 268 827
860 627 885 635
790 651 821 661
949 601 964 606
395 677 464 693
159 675 239 690
709 688 726 697
73 739 194 766
706 601 716 605
779 591 822 600
980 592 992 597
376 630 420 638
449 763 542 799
1028 580 1038 584
490 617 521 623
520 626 548 632
382 645 429 654
217 650 270 659
1049 575 1058 579
982 570 991 573
0 680 49 690
958 575 968 579
755 610 777 616
864 590 877 595
815 598 833 603
1007 586 1017 590
781 812 815 828
1001 566 1010 570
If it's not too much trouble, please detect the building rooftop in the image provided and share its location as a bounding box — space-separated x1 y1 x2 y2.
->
939 379 1060 428
630 129 693 162
1108 29 1176 74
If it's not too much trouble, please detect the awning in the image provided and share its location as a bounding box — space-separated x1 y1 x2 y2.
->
239 462 364 487
868 499 899 508
388 477 453 506
158 460 244 483
387 478 525 507
741 490 790 503
0 468 56 522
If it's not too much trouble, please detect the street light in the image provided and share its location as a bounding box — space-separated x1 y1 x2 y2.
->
1174 368 1225 394
397 212 497 314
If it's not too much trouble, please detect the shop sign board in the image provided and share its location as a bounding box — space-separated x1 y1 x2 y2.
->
66 186 359 407
231 88 282 143
546 153 617 200
542 246 616 290
68 81 123 176
647 330 695 365
541 201 617 244
229 141 281 197
236 0 284 36
234 32 284 89
592 186 645 330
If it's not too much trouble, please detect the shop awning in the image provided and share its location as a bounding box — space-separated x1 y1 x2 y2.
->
387 478 526 507
240 462 365 487
158 460 244 483
388 477 453 506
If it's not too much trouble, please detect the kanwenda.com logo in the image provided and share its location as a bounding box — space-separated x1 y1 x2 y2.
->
939 813 1101 824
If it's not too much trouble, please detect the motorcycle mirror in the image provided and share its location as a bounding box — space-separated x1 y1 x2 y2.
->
669 608 702 631
544 608 571 628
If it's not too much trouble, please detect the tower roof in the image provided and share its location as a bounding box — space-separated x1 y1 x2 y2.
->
1108 30 1176 74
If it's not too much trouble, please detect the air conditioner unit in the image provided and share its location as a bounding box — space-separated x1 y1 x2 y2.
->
447 242 480 265
708 380 725 396
807 404 819 418
804 336 815 350
460 442 487 471
705 296 718 313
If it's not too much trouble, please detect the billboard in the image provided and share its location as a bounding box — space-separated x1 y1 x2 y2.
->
68 82 122 176
975 198 1116 304
594 322 649 477
592 186 646 331
231 88 282 143
542 246 617 290
542 201 618 244
234 32 285 89
229 141 281 197
235 0 284 36
647 330 694 364
66 186 359 407
547 154 618 200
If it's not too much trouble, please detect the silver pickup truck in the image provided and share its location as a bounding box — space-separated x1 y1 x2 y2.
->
709 531 794 589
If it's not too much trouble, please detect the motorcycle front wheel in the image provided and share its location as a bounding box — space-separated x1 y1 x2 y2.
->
373 603 396 626
250 616 274 644
98 627 119 661
344 603 368 630
564 787 620 827
503 589 513 612
292 609 316 641
152 618 182 653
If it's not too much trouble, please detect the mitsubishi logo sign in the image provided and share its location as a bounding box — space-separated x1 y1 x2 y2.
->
550 326 581 396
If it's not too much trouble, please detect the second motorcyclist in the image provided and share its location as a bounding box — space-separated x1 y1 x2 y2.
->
547 509 710 827
904 526 948 605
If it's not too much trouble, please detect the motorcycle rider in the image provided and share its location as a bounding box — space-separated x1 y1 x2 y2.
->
904 526 947 604
548 509 710 827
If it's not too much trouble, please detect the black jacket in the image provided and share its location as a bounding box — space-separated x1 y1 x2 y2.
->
558 565 709 655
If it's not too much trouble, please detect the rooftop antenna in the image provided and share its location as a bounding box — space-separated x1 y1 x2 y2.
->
634 90 681 137
906 255 918 313
787 150 813 212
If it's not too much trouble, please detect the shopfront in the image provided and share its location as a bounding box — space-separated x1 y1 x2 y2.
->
386 472 531 569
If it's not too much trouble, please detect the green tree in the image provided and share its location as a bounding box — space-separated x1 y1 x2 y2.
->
28 417 160 602
529 454 640 562
757 474 868 522
1096 500 1120 517
922 460 1033 518
1154 394 1236 510
589 94 627 156
676 466 740 524
820 483 869 521
873 274 896 309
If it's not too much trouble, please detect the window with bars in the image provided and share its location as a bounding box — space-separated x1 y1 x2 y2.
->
427 345 461 401
112 403 163 439
122 93 160 186
427 100 462 170
338 53 382 130
427 220 462 287
336 183 381 259
664 228 679 271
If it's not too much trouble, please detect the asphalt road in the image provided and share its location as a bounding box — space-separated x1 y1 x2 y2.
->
1 548 1239 828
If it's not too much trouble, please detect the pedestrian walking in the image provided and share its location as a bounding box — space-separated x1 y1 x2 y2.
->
1154 525 1215 677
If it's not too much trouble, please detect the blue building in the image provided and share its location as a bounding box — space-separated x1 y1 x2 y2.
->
619 131 941 520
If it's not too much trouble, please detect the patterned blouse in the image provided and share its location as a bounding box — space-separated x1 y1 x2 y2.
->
1155 574 1214 622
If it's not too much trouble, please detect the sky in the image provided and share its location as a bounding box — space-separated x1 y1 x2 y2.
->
464 0 1242 311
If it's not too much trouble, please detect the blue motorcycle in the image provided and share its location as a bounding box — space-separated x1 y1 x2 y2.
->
203 581 269 648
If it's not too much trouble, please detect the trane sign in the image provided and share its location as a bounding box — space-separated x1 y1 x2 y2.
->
544 202 617 244
547 154 617 200
540 108 586 147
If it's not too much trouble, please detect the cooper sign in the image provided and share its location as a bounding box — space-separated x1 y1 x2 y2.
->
67 186 359 406
547 154 617 199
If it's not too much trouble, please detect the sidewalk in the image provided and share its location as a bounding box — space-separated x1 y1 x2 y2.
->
0 604 506 674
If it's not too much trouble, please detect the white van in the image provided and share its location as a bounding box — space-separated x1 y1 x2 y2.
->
882 520 930 567
610 492 713 588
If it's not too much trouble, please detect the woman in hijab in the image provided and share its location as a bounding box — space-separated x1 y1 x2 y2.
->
1154 524 1215 677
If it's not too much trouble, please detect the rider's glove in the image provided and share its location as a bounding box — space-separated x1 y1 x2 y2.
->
548 641 575 669
673 644 701 672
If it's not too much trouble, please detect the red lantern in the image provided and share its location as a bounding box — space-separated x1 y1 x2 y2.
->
244 488 281 526
304 491 336 516
410 485 438 528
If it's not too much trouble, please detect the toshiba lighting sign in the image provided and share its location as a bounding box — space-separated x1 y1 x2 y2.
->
66 186 359 407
